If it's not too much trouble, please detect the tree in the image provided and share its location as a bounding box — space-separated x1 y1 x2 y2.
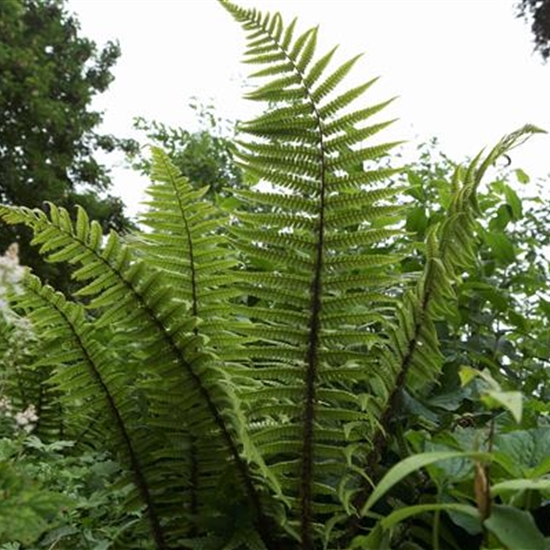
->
132 102 244 201
0 0 136 287
517 0 550 61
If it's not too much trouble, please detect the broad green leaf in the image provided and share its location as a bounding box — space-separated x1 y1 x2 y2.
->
532 457 550 478
405 206 428 235
491 478 550 496
484 231 516 264
515 167 530 184
426 388 468 411
490 204 512 230
406 171 424 200
422 443 477 482
481 390 522 423
361 451 491 515
484 505 549 550
380 502 479 531
503 184 523 219
459 366 500 390
447 504 483 536
459 365 480 387
495 429 550 476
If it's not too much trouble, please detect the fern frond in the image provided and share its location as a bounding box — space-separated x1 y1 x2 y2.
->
221 2 405 545
12 274 168 548
133 150 286 542
348 125 544 534
402 126 542 383
0 196 275 545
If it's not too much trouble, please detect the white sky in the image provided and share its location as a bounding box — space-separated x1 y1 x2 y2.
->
67 0 550 215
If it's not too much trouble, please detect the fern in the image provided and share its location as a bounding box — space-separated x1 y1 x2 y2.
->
13 275 169 546
131 147 276 543
344 124 543 542
220 2 406 546
0 169 271 547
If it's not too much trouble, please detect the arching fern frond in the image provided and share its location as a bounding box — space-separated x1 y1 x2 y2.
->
131 147 281 541
348 124 544 529
134 147 240 345
11 274 168 548
0 197 274 546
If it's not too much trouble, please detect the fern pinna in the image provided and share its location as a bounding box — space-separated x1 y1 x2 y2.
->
0 1 541 549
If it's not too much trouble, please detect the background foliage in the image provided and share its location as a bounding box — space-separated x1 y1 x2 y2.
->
517 0 550 61
0 0 136 290
131 102 244 200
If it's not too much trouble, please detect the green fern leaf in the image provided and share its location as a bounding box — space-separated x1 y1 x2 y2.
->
221 2 406 545
13 275 169 548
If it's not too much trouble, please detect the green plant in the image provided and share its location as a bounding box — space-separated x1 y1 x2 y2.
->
0 0 137 291
132 101 244 200
0 2 547 549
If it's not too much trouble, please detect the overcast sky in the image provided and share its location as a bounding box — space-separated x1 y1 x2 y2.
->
67 0 550 215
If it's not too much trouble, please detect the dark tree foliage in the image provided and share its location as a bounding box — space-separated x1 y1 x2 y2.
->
0 0 136 288
517 0 550 61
